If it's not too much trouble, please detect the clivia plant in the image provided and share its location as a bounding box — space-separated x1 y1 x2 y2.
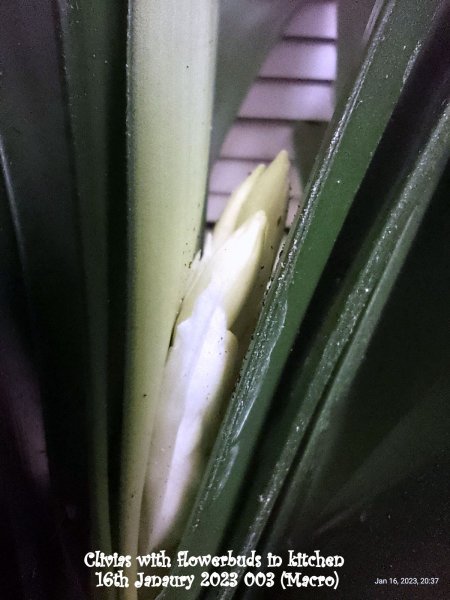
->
0 1 449 599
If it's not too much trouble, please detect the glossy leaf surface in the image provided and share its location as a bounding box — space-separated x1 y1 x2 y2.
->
257 132 450 600
56 0 127 556
0 0 90 541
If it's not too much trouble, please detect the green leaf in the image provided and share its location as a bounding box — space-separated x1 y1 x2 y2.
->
0 0 91 538
259 120 450 588
57 0 128 559
120 2 218 593
0 143 85 600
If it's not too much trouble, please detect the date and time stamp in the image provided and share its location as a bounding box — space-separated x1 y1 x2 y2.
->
374 576 440 587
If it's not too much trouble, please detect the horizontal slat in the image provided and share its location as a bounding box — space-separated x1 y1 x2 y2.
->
239 80 334 121
209 158 301 197
285 1 337 40
260 40 336 81
220 121 295 160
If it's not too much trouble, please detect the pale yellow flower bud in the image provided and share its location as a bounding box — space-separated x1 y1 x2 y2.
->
143 151 290 552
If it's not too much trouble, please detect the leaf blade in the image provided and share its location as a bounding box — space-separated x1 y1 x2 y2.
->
120 2 219 593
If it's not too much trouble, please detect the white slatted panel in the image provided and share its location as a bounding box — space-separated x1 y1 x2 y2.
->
220 122 295 160
285 1 337 39
260 40 336 80
239 80 333 121
208 1 337 226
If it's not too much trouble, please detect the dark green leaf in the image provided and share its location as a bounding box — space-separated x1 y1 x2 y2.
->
0 155 85 600
259 139 450 600
0 0 90 534
56 0 127 554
